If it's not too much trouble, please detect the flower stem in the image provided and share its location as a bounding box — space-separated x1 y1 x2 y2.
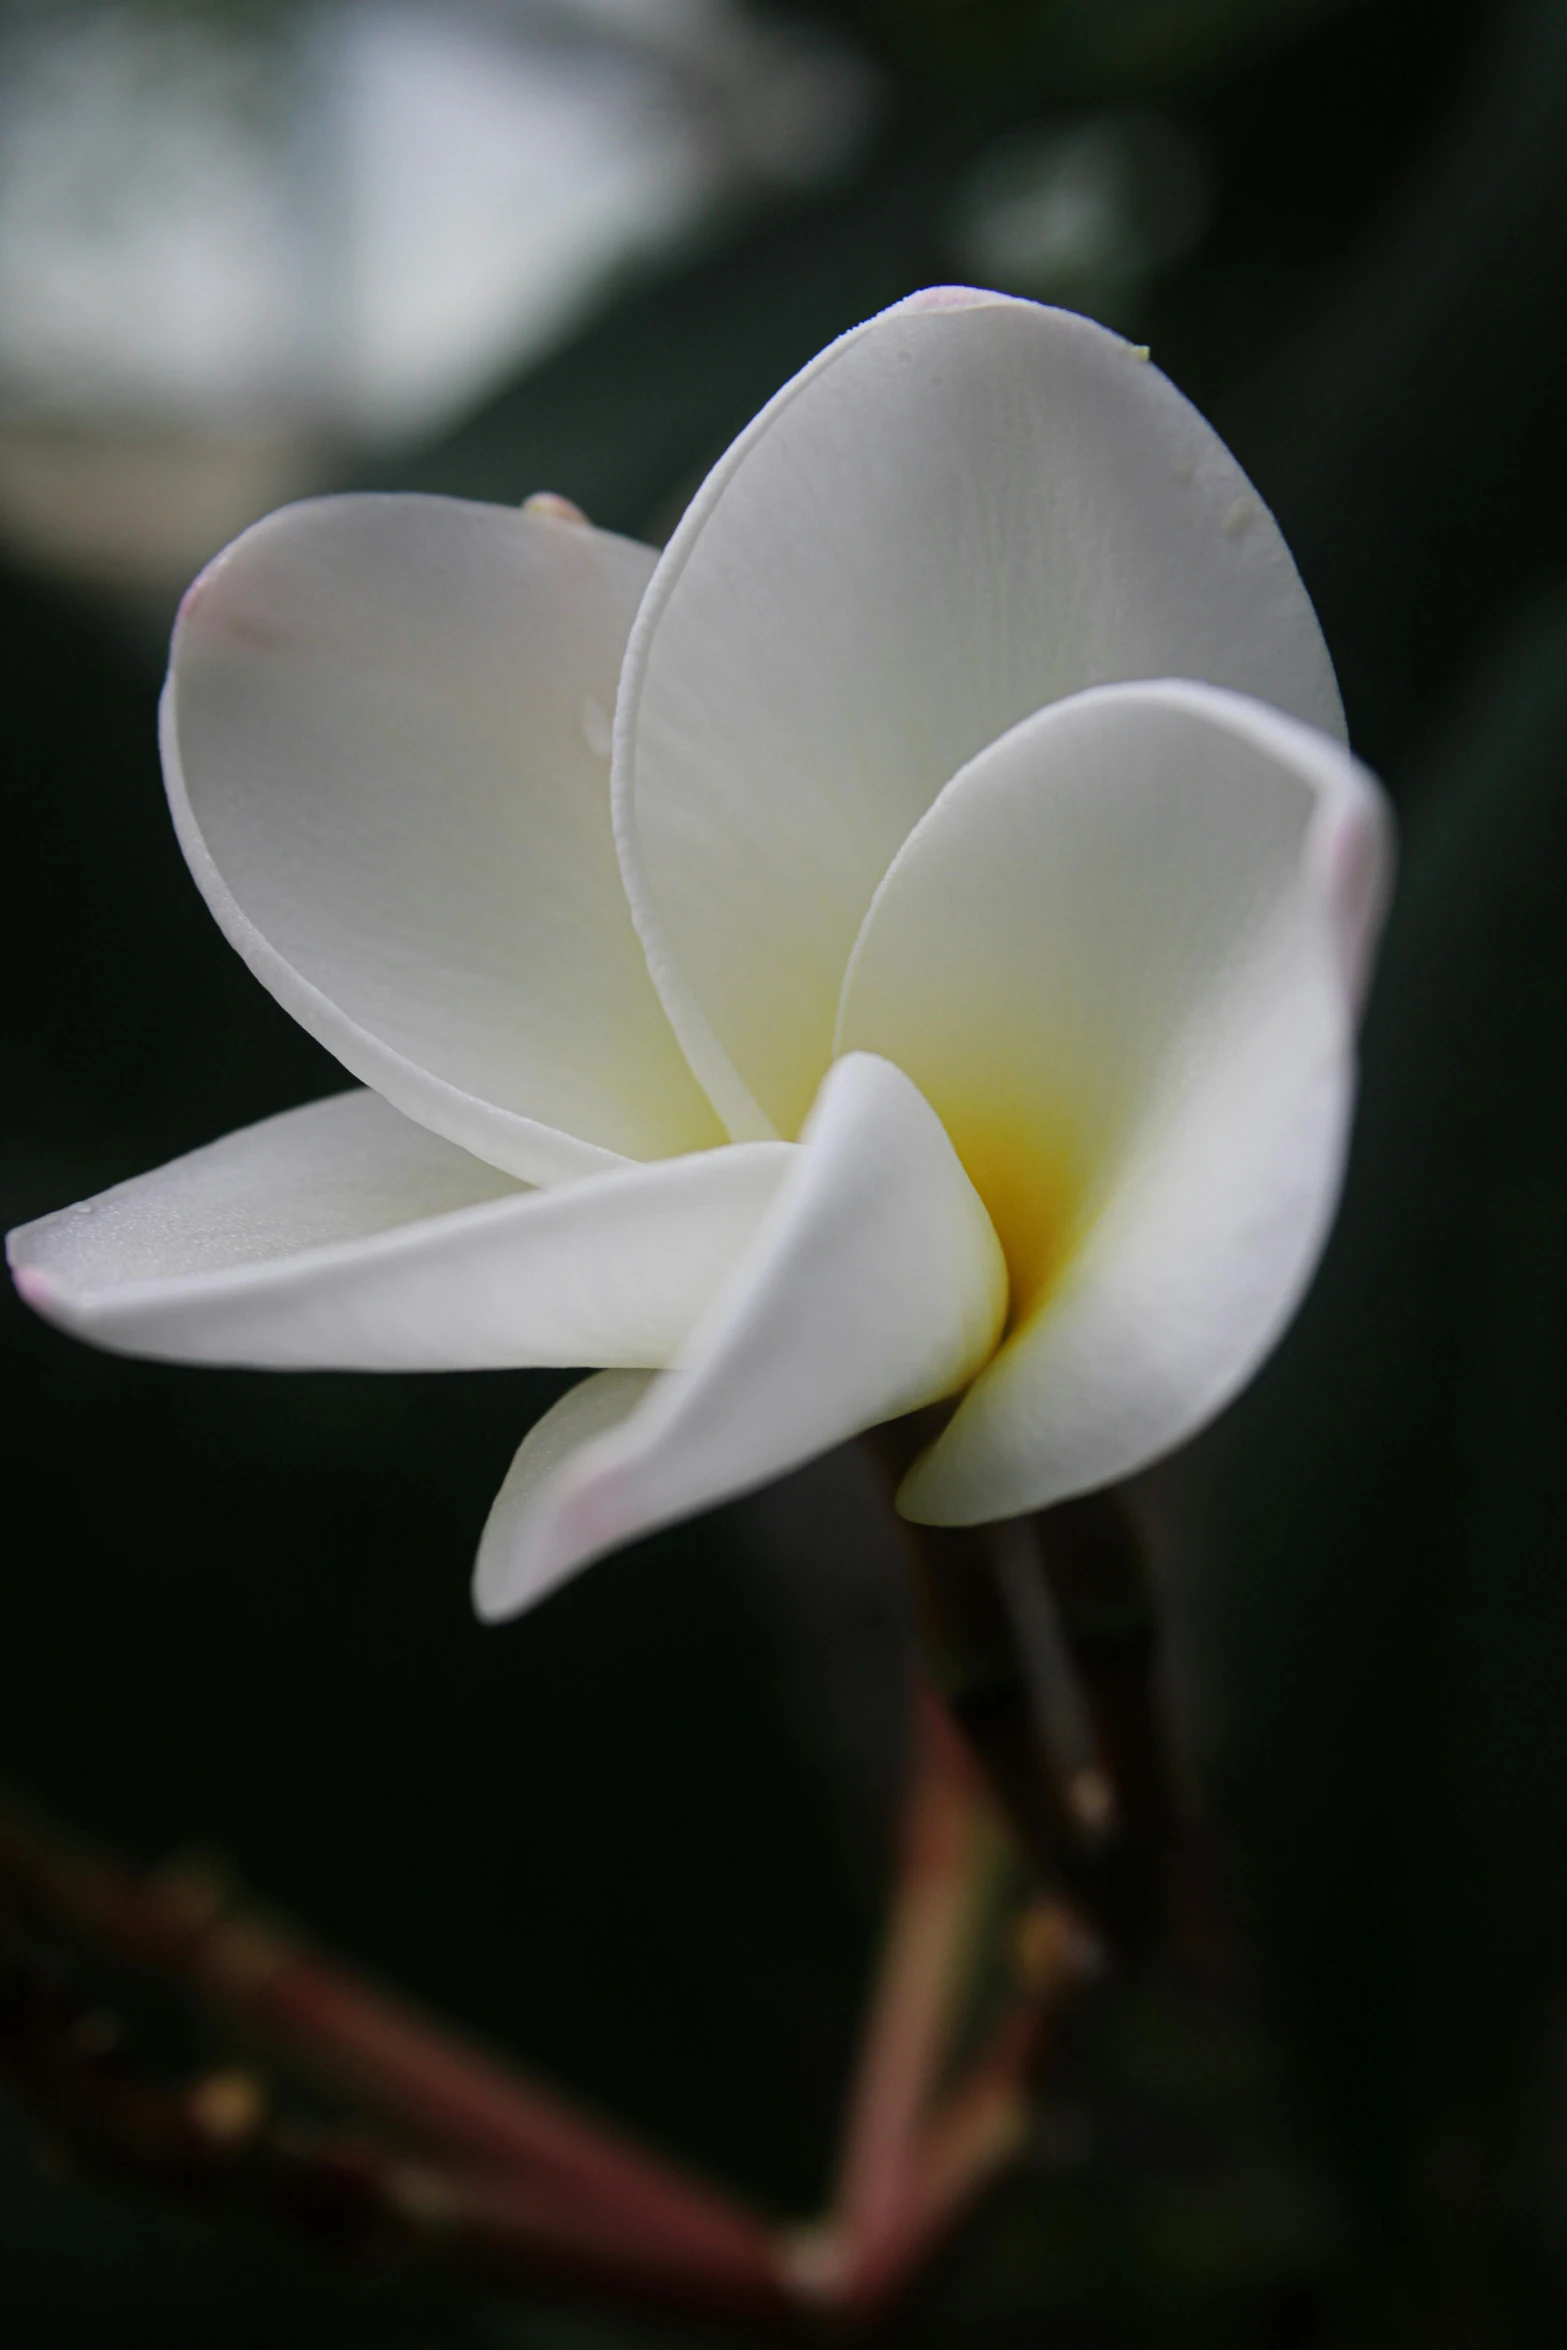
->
1032 1490 1179 1951
865 1423 1181 1958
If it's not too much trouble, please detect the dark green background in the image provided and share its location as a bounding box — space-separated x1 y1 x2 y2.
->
6 0 1567 2338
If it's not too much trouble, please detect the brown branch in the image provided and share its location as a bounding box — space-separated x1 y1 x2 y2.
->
831 1896 1098 2313
0 1798 781 2289
0 1475 1139 2334
0 1728 1099 2331
0 1956 798 2326
830 1694 995 2269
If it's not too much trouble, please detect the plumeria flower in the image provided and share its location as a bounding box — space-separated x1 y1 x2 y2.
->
9 290 1390 1624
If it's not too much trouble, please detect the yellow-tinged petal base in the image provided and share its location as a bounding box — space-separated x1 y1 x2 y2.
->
921 1092 1090 1340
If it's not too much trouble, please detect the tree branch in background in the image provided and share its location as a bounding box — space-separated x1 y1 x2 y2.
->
0 1692 1094 2330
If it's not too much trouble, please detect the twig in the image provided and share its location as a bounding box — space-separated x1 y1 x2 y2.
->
0 1451 1146 2331
864 1418 1188 1964
836 1892 1097 2313
0 1726 1092 2330
864 1419 1132 1936
1031 1492 1179 1949
862 1423 1095 1904
0 1957 798 2324
0 1799 782 2288
831 1695 997 2278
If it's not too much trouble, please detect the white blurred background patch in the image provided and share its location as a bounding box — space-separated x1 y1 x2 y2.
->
0 0 879 591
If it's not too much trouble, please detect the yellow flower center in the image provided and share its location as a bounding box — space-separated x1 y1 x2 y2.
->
937 1094 1091 1342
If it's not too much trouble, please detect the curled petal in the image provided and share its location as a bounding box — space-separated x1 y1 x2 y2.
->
836 679 1392 1526
615 288 1345 1142
473 1053 1007 1620
474 1371 657 1617
8 1090 788 1372
165 493 722 1186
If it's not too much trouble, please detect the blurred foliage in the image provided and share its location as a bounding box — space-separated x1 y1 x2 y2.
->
821 0 1371 100
1212 593 1567 2339
7 0 1567 2341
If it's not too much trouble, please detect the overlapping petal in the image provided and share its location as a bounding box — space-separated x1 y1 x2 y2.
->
165 492 722 1185
8 1090 789 1371
615 288 1347 1142
473 1053 1007 1619
836 680 1391 1526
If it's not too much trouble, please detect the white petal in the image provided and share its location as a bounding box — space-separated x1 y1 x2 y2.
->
835 679 1392 1525
614 287 1345 1143
165 493 722 1186
472 1053 1007 1620
8 1090 789 1371
474 1371 658 1620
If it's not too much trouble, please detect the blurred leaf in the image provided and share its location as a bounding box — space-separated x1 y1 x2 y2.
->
816 0 1375 100
1221 0 1567 775
1211 593 1567 2317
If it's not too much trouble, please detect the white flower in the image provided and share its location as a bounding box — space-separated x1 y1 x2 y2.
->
8 289 1391 1622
